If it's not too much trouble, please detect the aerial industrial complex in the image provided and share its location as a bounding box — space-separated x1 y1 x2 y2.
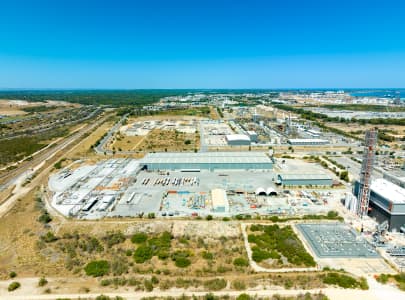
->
1 89 405 298
39 93 405 280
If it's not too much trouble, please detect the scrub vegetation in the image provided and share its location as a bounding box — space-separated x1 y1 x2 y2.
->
248 224 316 268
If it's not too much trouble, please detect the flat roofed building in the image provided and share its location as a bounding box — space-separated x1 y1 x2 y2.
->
211 188 229 212
226 134 251 146
141 151 273 171
278 173 333 186
355 178 405 231
288 138 329 145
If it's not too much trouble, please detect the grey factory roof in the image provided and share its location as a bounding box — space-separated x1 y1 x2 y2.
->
141 152 273 164
278 174 332 180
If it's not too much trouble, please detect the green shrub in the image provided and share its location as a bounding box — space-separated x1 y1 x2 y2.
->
102 231 126 247
323 272 359 289
376 273 389 284
133 245 153 263
144 279 154 291
100 279 112 286
174 257 191 268
202 251 214 260
41 231 58 243
111 257 129 275
233 257 249 267
232 280 246 290
131 232 148 244
38 277 48 287
203 278 227 291
38 211 52 224
9 271 17 278
84 260 110 277
359 277 369 290
236 294 251 300
172 250 192 268
8 282 21 292
151 275 159 284
206 215 213 221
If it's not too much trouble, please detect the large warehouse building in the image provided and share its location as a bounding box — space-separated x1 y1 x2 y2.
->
141 152 273 171
277 174 333 186
354 178 405 231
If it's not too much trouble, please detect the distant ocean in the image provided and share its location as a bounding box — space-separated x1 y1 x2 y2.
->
350 89 405 99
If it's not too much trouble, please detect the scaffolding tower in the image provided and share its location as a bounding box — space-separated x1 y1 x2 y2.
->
357 129 378 217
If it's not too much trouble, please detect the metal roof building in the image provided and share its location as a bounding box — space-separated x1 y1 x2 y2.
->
277 173 333 186
141 152 273 171
226 134 251 146
354 178 405 231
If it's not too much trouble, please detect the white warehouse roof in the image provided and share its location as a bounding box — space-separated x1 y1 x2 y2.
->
371 178 405 204
226 134 251 142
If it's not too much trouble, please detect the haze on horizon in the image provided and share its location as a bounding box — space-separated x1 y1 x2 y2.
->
0 0 405 89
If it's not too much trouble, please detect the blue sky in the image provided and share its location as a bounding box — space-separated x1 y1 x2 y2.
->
0 0 404 88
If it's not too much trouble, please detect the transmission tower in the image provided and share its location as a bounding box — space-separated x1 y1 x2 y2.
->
357 129 378 217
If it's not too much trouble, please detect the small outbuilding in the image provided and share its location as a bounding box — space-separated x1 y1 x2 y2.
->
226 134 251 146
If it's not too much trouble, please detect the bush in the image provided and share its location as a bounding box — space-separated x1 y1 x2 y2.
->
151 275 159 284
84 260 110 277
100 279 112 286
102 231 126 247
174 257 191 268
131 233 148 244
232 280 247 290
38 277 48 287
233 257 249 267
206 215 213 221
134 245 153 263
236 294 251 300
9 271 17 278
111 257 129 275
203 278 227 291
323 272 359 289
8 282 21 292
38 211 52 224
144 279 154 291
95 296 124 300
376 273 390 284
202 251 214 260
41 231 58 243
